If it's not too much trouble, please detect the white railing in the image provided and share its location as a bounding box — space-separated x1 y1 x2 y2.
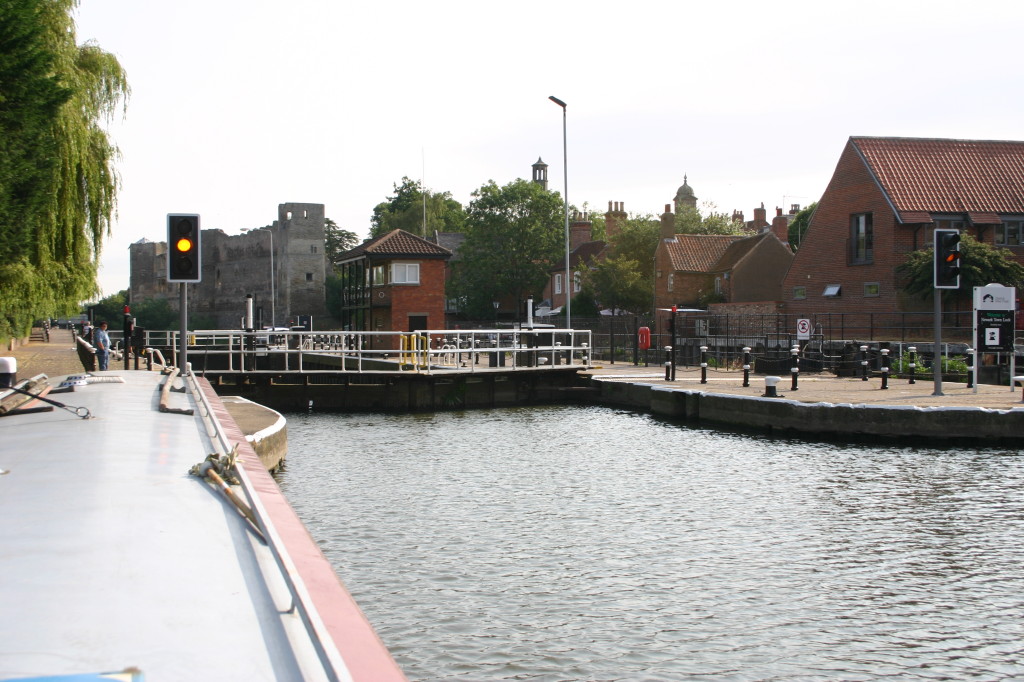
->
159 328 592 375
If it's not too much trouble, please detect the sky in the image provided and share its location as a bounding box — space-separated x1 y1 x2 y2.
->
73 0 1024 297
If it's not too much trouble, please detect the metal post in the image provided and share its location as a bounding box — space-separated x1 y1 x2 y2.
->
932 289 944 396
742 346 751 387
966 347 975 388
549 95 570 330
860 344 869 381
670 306 677 381
880 348 889 389
179 283 188 374
664 346 672 382
908 346 917 384
790 345 800 391
700 345 708 384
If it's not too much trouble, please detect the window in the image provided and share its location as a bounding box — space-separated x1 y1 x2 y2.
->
573 271 581 293
864 282 880 297
554 274 563 295
371 264 386 285
850 213 873 263
714 277 722 294
667 273 674 293
306 272 313 282
310 245 318 254
997 221 1022 246
793 286 806 300
391 262 419 284
823 284 841 297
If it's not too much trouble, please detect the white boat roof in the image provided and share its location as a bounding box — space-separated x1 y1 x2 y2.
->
0 370 404 681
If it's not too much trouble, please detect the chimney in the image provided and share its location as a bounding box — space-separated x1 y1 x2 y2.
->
660 204 675 240
771 212 790 245
790 203 800 215
605 201 627 239
753 202 768 230
732 209 744 224
570 211 592 252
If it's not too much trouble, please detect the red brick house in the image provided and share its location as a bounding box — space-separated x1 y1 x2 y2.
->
782 136 1024 315
335 229 451 347
654 205 794 310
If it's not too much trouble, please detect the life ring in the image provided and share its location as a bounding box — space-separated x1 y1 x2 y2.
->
638 326 651 350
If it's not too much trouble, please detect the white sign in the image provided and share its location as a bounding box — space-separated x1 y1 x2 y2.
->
974 284 1016 311
796 318 811 340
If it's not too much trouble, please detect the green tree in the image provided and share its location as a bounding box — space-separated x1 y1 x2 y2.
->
84 289 126 326
897 234 1024 303
608 214 659 280
370 177 465 239
788 201 817 249
131 297 177 330
324 218 359 268
676 201 746 235
580 255 651 315
0 0 129 340
449 179 564 318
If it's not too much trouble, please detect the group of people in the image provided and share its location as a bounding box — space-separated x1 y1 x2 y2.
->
80 320 112 371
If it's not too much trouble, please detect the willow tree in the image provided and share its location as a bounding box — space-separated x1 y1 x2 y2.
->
0 0 129 338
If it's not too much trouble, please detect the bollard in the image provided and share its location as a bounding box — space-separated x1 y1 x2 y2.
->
664 360 672 382
790 345 800 391
742 346 751 387
966 347 975 388
880 348 889 390
1014 376 1024 402
700 345 708 384
0 357 16 388
908 346 917 384
860 345 869 381
763 375 781 398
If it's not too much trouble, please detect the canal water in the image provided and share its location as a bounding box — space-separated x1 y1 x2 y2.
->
277 405 1024 681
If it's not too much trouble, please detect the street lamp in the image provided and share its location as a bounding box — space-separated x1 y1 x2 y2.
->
242 227 275 328
549 95 570 330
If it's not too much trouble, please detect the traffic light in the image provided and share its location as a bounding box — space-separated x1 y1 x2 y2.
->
167 214 201 282
934 228 960 289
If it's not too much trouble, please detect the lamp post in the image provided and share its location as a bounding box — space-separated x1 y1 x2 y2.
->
242 227 275 328
549 95 570 330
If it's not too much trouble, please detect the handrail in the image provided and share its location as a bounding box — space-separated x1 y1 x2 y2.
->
185 372 352 682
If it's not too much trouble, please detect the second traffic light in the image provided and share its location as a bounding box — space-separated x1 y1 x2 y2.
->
934 228 960 289
167 214 201 282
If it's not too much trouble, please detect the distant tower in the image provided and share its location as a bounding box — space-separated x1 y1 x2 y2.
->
674 174 697 214
532 157 549 191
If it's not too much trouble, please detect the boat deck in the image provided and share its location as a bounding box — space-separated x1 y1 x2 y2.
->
0 370 404 681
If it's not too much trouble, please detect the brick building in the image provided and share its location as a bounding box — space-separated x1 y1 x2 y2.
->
335 229 451 348
782 137 1024 315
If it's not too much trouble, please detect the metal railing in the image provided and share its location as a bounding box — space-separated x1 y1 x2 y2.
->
144 328 593 375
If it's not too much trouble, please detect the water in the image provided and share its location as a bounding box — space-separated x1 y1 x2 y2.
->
276 406 1024 681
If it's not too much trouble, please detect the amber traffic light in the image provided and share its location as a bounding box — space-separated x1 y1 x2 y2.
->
167 214 201 282
933 229 960 289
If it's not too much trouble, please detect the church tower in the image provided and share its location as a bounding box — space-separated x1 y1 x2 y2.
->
532 157 549 191
674 174 697 214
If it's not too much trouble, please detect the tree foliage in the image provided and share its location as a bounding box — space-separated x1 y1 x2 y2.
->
448 179 564 318
370 177 465 239
897 234 1024 302
324 218 359 268
579 256 651 315
608 214 659 280
787 201 817 249
675 201 746 235
0 0 129 339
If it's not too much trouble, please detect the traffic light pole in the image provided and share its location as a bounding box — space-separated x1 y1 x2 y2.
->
932 290 943 396
179 283 188 374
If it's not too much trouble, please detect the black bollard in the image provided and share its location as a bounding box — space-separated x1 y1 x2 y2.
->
860 345 869 381
908 346 917 384
880 348 889 389
664 346 672 382
700 345 708 384
790 346 800 391
742 346 751 387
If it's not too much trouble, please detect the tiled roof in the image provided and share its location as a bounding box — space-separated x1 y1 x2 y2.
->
665 234 747 273
712 232 774 272
852 137 1024 221
340 229 452 261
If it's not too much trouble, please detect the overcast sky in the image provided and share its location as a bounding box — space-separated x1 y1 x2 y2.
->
74 0 1024 297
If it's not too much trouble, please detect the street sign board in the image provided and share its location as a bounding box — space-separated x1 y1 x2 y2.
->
973 285 1016 353
796 318 811 340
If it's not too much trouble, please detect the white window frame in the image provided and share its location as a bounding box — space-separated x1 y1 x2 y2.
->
554 273 563 295
997 221 1022 246
573 271 581 293
667 273 674 293
391 262 420 284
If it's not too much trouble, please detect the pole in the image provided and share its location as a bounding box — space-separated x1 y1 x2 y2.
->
932 290 943 396
270 229 276 329
549 96 570 330
179 282 188 374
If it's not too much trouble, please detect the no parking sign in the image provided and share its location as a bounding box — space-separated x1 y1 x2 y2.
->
796 318 811 340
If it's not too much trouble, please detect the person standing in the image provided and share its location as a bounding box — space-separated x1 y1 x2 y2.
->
94 321 111 371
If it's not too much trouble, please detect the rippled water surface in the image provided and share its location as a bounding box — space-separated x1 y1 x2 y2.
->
277 406 1024 681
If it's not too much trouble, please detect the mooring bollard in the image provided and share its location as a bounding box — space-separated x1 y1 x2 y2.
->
880 348 889 389
790 345 800 391
763 375 781 398
700 345 708 384
742 346 751 387
966 347 975 388
1014 376 1024 402
908 346 917 384
860 345 869 381
664 346 672 381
